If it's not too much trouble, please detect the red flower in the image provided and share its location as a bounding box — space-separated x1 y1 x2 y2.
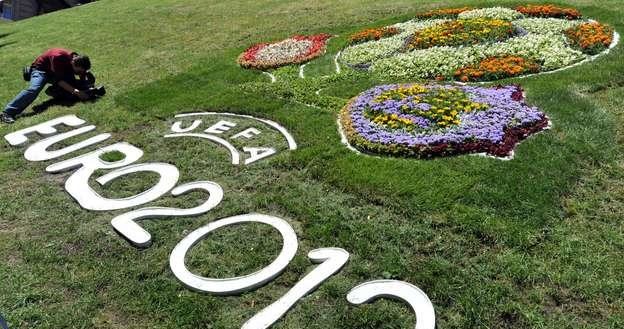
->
238 33 332 70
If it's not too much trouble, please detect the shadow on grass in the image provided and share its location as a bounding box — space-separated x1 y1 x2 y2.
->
0 32 15 49
18 96 102 118
0 41 16 49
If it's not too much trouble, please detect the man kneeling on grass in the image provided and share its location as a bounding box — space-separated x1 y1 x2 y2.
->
1 48 105 124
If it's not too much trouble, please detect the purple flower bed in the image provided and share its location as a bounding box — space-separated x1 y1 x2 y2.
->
340 83 549 158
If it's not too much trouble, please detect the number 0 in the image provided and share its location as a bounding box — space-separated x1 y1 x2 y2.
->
169 213 298 295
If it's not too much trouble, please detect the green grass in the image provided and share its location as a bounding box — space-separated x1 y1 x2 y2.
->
0 0 623 328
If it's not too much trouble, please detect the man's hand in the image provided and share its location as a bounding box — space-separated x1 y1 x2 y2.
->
74 89 90 100
58 80 90 100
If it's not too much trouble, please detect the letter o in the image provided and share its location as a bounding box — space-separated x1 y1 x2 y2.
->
169 213 298 295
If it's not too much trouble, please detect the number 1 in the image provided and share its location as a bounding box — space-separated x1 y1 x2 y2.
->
242 248 350 329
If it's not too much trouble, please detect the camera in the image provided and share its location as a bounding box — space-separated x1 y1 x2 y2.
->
85 85 106 98
82 71 105 98
23 66 32 81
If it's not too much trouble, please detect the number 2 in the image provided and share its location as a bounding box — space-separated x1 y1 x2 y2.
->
347 280 436 329
111 181 224 248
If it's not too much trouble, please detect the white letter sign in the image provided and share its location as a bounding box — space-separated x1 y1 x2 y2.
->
347 280 436 329
46 142 180 211
4 114 86 146
242 248 349 329
24 125 111 162
165 112 297 166
111 181 224 248
170 213 298 295
204 120 236 134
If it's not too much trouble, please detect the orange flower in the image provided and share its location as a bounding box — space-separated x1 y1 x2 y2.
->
516 4 581 20
454 56 540 82
349 27 399 45
565 22 614 55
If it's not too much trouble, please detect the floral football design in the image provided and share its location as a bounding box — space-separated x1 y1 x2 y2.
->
341 5 617 81
340 83 550 159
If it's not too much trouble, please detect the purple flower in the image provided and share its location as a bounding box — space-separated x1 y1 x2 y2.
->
344 83 548 157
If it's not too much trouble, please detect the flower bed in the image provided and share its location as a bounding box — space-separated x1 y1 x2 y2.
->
402 18 514 51
565 22 614 55
415 7 472 19
238 33 331 70
457 7 524 21
340 5 617 81
454 56 540 82
515 4 582 20
340 83 549 158
348 27 400 45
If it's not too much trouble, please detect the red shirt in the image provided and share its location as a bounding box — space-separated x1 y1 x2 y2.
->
31 48 77 81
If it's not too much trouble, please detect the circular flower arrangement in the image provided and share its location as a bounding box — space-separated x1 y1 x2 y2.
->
339 83 549 159
340 5 618 81
238 33 332 70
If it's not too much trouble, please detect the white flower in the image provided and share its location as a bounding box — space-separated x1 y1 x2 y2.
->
255 39 313 62
390 19 449 35
341 37 404 66
458 7 524 21
514 18 580 34
481 33 584 69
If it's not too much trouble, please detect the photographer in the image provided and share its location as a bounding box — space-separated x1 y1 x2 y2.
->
1 48 104 124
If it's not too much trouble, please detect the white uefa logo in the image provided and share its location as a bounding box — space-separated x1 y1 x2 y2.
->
165 112 297 165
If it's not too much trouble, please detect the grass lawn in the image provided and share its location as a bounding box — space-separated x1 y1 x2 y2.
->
0 0 623 328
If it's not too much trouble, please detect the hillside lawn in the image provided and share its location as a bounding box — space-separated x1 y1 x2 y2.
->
0 0 623 328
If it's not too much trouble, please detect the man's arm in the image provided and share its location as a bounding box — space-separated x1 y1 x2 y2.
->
57 80 89 100
50 55 87 99
50 55 70 77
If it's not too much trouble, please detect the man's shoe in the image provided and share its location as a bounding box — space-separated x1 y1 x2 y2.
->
0 112 16 124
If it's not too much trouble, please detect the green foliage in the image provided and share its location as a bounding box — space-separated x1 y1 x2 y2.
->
238 69 370 110
100 150 126 162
